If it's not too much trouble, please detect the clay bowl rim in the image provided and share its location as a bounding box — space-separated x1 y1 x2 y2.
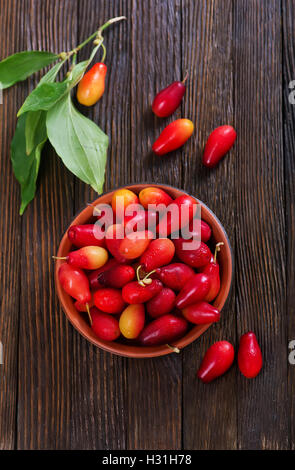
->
55 183 233 358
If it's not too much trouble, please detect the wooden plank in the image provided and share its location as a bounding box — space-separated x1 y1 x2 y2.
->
0 0 28 450
16 0 78 449
70 0 131 450
234 0 288 450
127 0 183 450
282 0 295 451
181 0 237 450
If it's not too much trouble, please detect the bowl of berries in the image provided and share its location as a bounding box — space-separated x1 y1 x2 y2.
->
55 184 233 358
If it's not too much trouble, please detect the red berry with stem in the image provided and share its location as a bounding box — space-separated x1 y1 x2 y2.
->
238 332 263 378
152 76 188 118
202 125 237 168
54 246 108 270
197 341 235 383
122 268 163 304
140 238 175 272
181 301 220 325
91 307 121 341
202 242 224 302
146 287 176 318
155 263 195 291
93 288 125 314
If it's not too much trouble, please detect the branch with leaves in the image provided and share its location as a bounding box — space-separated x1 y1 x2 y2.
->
0 16 126 214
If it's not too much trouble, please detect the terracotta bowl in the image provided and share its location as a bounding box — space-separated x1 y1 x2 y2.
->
55 184 233 358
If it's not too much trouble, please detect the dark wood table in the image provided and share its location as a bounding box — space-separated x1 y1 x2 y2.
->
0 0 294 450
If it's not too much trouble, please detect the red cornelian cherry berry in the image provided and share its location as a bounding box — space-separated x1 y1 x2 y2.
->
140 238 175 272
201 242 224 302
200 220 212 242
58 263 91 305
122 279 163 304
202 125 237 168
77 62 107 106
197 341 235 383
155 263 195 291
238 332 263 379
97 264 135 288
138 187 173 209
119 304 145 339
157 194 197 237
105 224 130 263
93 288 125 314
125 209 158 236
181 301 220 325
54 246 109 270
188 219 212 243
173 239 212 269
152 77 187 118
119 230 154 260
68 224 105 248
91 307 121 341
146 287 176 318
87 258 119 290
152 119 194 156
138 314 188 347
175 273 211 309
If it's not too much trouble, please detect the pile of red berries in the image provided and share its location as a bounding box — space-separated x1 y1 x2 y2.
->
57 187 224 349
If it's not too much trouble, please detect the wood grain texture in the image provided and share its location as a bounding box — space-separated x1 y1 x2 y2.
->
0 0 27 450
181 0 237 450
16 0 77 449
234 0 288 450
282 0 295 451
70 0 130 450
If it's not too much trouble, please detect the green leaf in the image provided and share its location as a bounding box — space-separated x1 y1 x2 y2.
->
18 82 68 116
11 112 47 214
46 93 108 193
25 110 46 155
17 59 67 116
0 51 59 89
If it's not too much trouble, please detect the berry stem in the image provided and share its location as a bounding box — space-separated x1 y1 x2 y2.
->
166 344 180 353
86 303 93 326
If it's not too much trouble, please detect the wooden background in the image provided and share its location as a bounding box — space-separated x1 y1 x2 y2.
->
0 0 294 450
